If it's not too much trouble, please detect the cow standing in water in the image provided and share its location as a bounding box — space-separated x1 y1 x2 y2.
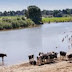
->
0 53 7 65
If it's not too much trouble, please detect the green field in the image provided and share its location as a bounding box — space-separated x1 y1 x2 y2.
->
42 17 72 23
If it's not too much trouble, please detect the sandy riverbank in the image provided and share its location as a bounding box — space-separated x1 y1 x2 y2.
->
0 60 72 72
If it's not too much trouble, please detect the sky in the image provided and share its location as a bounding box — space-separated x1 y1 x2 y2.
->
0 0 72 12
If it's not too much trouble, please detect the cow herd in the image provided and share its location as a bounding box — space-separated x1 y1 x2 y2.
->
28 51 72 66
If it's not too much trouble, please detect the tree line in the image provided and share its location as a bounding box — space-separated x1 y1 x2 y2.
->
0 8 72 17
0 10 27 16
42 9 72 17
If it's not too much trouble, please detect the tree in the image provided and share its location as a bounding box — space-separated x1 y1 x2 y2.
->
25 10 28 18
3 11 8 16
26 5 42 24
53 10 59 17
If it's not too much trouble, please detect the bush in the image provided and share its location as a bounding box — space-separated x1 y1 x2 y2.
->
26 19 35 26
21 17 25 20
0 16 36 30
18 20 28 27
0 23 3 30
2 18 12 23
3 22 12 29
11 20 20 28
17 17 21 20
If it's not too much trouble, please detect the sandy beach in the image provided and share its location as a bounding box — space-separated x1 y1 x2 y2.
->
0 60 72 72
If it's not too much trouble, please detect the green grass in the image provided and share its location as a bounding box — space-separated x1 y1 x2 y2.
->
42 17 72 23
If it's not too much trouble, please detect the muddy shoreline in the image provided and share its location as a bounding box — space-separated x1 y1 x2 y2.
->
0 60 72 72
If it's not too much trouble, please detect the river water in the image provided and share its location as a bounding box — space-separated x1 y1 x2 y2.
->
0 22 72 65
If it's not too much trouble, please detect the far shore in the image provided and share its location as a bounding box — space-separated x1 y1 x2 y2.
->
0 16 71 31
42 17 72 23
0 21 72 32
0 24 40 32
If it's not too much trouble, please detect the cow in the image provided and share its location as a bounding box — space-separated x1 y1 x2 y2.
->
28 55 36 65
0 53 7 65
47 52 58 63
51 52 58 59
39 52 44 56
37 52 50 66
37 56 44 66
60 51 67 60
37 52 58 66
67 54 72 63
67 54 72 60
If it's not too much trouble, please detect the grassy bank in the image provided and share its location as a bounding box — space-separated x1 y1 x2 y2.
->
0 16 72 31
0 16 36 30
42 17 72 23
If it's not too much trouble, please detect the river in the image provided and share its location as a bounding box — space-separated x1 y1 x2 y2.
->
0 22 72 65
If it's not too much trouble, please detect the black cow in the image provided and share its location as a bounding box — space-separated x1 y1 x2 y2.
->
60 51 66 56
67 54 72 59
0 53 7 65
67 54 72 63
60 51 67 60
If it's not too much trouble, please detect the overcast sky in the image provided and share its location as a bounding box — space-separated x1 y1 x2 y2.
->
0 0 72 11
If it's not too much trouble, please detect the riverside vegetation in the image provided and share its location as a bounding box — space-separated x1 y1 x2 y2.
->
0 16 36 30
0 6 72 30
0 6 42 30
0 16 72 30
42 17 72 23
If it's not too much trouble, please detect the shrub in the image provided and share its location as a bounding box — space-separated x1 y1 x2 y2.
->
0 23 3 30
2 18 12 23
26 19 35 26
17 17 21 20
0 16 36 30
11 20 20 28
18 20 28 27
21 17 25 20
3 22 12 29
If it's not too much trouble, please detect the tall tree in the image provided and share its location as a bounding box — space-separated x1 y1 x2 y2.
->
26 5 42 24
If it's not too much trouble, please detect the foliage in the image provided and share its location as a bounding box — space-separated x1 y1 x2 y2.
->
42 9 72 17
0 23 3 30
26 19 35 26
21 17 25 20
2 18 12 22
25 5 42 24
0 16 35 30
3 22 12 29
18 20 28 27
11 20 20 28
42 17 72 23
0 8 72 18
